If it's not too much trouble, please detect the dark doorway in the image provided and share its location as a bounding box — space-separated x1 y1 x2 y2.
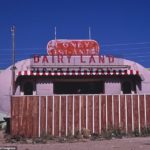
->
23 82 33 95
54 81 104 94
122 81 131 94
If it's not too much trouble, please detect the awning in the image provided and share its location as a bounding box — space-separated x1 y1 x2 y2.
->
16 69 139 76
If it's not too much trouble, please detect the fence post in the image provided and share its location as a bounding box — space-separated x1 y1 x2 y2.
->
72 95 75 135
106 95 108 130
45 96 48 134
99 95 101 134
119 95 121 128
112 95 114 128
144 94 147 128
125 95 128 134
38 96 41 137
52 96 54 136
66 96 68 136
138 95 141 134
92 95 95 133
86 95 88 130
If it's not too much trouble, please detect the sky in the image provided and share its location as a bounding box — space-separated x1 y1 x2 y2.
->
1 0 150 68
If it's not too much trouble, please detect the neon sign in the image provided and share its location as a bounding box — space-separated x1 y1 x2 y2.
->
47 40 100 55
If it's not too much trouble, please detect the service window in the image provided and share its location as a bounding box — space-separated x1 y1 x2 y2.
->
23 81 33 95
122 81 132 94
54 81 104 94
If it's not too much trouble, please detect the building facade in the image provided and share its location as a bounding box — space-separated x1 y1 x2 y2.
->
0 39 150 117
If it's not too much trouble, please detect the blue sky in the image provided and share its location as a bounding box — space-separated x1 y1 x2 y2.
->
1 0 150 68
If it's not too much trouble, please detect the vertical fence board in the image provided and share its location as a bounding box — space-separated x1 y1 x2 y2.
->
114 95 119 129
133 95 138 130
88 95 93 131
18 97 22 135
20 97 27 136
94 95 99 133
40 96 46 135
54 96 59 136
26 96 34 137
81 95 86 129
32 96 39 137
107 95 112 129
146 95 150 126
140 95 145 129
74 96 79 133
120 95 125 131
18 97 23 136
17 97 21 136
11 97 19 135
68 96 73 134
101 95 106 131
47 96 53 135
126 95 132 133
61 96 66 136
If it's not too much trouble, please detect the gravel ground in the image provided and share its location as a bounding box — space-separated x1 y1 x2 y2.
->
0 137 150 150
1 131 150 150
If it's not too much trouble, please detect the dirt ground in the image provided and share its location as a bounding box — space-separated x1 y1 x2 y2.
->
0 131 150 150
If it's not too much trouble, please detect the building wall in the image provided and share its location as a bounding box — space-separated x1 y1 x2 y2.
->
1 57 150 116
105 80 121 94
36 78 53 95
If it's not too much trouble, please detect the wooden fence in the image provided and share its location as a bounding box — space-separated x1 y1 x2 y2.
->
11 95 150 137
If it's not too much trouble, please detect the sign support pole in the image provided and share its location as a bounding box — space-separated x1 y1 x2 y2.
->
11 25 16 95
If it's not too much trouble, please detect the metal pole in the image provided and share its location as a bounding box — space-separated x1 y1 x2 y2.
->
11 25 16 95
89 27 91 40
54 26 57 41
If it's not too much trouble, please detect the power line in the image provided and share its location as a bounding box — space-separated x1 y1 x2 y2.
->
102 42 150 47
0 41 150 50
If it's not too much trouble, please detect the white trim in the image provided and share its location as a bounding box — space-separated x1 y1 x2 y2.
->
45 96 48 134
86 95 88 129
66 96 68 136
99 95 101 134
20 91 24 96
72 95 75 135
38 96 41 137
125 95 128 133
17 69 140 77
59 96 61 136
144 94 147 128
79 96 81 133
33 91 36 96
52 96 54 136
119 95 121 127
106 95 108 130
131 95 134 132
112 95 114 128
138 95 141 134
92 95 95 133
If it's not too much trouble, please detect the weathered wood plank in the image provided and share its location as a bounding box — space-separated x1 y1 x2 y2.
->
101 95 106 131
54 96 59 136
61 96 66 136
40 96 46 136
107 95 112 129
74 96 79 133
120 95 125 131
32 96 39 137
47 96 53 135
126 95 132 133
68 96 73 135
88 95 92 131
114 95 119 129
133 95 138 130
81 95 86 129
94 95 99 133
